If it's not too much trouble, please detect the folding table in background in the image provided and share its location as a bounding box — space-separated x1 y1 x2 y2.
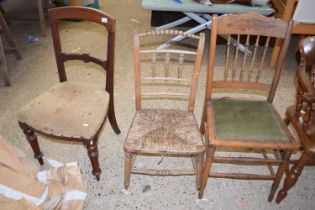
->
142 0 275 49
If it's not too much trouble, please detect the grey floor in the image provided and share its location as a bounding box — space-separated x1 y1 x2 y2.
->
1 0 315 209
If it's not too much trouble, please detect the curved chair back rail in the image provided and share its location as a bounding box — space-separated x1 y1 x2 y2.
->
297 36 315 95
48 6 116 83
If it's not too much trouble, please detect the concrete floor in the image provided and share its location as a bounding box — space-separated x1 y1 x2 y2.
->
1 0 315 209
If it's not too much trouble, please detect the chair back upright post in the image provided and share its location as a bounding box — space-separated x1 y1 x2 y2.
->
134 30 205 112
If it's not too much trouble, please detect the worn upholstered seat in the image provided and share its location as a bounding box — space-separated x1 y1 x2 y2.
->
124 30 205 190
18 82 109 139
198 13 297 202
125 109 204 154
213 100 288 141
18 7 120 181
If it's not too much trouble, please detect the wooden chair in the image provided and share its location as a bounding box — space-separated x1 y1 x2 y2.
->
124 30 205 190
17 7 120 181
198 13 297 201
0 10 22 86
0 0 48 36
276 36 315 203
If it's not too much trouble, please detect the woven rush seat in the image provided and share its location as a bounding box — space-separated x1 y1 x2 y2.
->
18 82 109 139
125 109 204 154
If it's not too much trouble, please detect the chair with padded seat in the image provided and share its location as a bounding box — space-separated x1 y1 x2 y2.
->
124 30 205 190
276 36 315 203
17 6 120 181
198 13 298 202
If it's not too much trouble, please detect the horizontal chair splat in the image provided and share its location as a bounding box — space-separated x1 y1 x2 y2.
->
58 53 107 68
139 49 196 55
142 77 190 83
142 92 190 99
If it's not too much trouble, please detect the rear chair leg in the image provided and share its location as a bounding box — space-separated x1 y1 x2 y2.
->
108 97 121 134
268 150 291 202
124 152 133 190
198 146 216 199
86 140 101 181
195 153 204 190
19 122 44 165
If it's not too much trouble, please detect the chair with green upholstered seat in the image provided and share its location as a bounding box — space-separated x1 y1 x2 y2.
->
198 13 298 202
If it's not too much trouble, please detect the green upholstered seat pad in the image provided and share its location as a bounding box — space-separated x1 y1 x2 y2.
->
212 99 288 141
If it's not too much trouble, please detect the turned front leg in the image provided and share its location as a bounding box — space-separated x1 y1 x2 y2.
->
19 122 44 165
85 139 101 181
276 151 310 203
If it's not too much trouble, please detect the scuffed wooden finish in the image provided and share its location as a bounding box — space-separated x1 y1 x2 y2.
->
17 7 121 181
125 30 205 190
198 13 297 202
217 13 289 38
207 15 292 99
276 36 315 203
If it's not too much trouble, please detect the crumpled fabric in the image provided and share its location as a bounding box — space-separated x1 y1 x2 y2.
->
0 135 86 210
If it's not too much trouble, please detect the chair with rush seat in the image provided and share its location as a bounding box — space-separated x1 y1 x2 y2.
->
198 13 297 201
124 30 205 190
17 6 120 181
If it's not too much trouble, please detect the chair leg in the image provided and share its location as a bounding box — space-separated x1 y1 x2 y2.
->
108 98 121 134
195 153 204 190
276 151 310 203
0 35 10 86
199 107 206 135
85 140 101 181
268 150 291 202
198 146 216 199
284 116 290 126
124 152 133 190
19 122 44 165
36 0 47 36
0 11 22 60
